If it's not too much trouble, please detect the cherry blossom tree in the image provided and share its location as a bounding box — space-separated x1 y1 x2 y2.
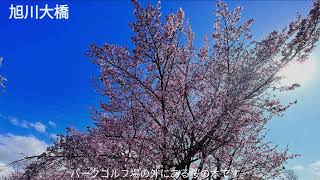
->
8 0 320 179
282 170 298 180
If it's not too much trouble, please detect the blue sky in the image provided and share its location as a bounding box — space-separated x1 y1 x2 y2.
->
0 0 319 179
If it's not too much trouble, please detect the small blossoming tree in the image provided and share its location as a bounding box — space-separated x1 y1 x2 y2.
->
9 0 320 179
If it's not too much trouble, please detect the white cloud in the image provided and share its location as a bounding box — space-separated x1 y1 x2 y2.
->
9 118 29 129
0 134 48 178
291 165 304 171
310 161 320 178
48 121 56 128
29 122 46 133
20 120 29 128
9 117 19 126
7 116 47 133
49 133 58 140
0 134 48 164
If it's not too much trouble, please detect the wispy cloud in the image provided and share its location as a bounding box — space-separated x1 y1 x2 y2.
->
310 161 320 179
8 117 18 126
7 116 47 133
290 162 320 179
48 121 56 128
49 133 58 140
9 117 29 128
29 122 46 133
291 165 305 172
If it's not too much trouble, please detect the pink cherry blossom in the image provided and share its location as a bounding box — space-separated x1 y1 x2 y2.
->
7 0 320 179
